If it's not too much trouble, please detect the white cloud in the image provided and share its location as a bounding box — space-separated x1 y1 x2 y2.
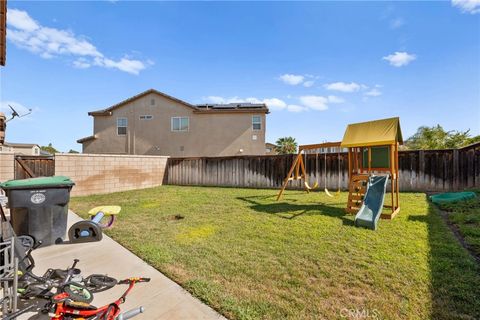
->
452 0 480 14
327 95 345 104
383 51 416 67
204 96 229 104
364 88 382 97
390 18 405 29
7 8 149 75
7 9 39 32
279 74 305 86
262 98 287 110
303 80 314 88
73 58 91 69
279 73 319 87
365 89 382 97
324 82 362 92
93 57 146 74
299 95 345 111
286 105 307 112
299 95 328 110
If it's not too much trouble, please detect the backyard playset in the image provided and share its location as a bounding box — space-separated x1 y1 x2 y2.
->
277 117 403 230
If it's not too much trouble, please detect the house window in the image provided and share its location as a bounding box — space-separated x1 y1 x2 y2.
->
117 118 128 135
252 115 261 130
140 115 153 120
171 117 189 132
151 99 155 106
266 148 271 153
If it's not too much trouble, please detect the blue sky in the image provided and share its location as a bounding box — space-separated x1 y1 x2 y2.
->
1 1 479 152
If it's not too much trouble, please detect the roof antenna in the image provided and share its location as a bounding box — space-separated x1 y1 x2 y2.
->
6 104 32 122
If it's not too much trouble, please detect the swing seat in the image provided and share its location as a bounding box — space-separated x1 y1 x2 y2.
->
325 188 341 197
304 181 319 190
325 188 334 197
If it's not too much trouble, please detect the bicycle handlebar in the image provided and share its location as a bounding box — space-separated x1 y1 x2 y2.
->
118 277 150 285
116 306 145 320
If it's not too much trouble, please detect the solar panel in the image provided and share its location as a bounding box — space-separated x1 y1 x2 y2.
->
212 105 236 109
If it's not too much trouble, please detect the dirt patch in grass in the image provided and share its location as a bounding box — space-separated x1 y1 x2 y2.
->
164 214 185 221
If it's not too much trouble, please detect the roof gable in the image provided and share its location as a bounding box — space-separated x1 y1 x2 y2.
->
341 117 403 148
88 89 196 116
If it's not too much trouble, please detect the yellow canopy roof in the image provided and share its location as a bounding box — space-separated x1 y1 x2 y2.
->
341 117 403 148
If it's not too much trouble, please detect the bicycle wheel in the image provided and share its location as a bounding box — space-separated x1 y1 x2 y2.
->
63 282 93 303
87 274 117 289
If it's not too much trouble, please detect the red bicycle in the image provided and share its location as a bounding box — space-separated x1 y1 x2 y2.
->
49 277 150 320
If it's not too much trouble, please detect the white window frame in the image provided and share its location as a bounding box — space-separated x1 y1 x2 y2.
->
139 115 153 120
252 115 262 131
171 117 189 132
117 117 128 136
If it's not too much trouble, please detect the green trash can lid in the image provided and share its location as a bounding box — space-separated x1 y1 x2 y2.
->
0 176 75 189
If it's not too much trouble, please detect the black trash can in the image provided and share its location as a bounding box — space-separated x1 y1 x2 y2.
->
0 176 75 246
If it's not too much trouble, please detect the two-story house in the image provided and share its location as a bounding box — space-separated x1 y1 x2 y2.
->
77 89 269 157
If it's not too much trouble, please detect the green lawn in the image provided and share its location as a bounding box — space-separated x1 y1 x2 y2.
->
70 186 480 320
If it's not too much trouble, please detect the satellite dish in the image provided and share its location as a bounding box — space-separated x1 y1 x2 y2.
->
6 105 32 122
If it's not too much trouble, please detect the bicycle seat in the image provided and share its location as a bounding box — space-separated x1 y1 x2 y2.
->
65 300 97 310
88 206 121 216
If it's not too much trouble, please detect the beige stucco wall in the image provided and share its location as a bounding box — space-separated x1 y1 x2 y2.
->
0 152 14 182
55 153 168 196
81 92 266 157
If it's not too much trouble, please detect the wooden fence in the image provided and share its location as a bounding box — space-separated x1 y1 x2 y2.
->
165 142 480 192
14 155 55 179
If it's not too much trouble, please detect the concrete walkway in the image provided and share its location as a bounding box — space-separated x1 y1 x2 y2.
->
18 212 225 320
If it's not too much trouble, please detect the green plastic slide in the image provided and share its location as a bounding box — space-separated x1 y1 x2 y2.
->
354 175 389 230
430 192 476 205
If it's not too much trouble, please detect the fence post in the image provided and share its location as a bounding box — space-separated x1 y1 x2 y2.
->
453 149 459 191
418 150 425 190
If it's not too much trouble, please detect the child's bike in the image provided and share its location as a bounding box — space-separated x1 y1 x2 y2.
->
19 259 117 302
48 277 150 320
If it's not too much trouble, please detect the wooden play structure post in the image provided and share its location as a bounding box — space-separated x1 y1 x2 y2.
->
341 117 402 219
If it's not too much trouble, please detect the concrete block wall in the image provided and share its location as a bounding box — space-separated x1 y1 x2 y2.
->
0 152 14 182
55 153 169 196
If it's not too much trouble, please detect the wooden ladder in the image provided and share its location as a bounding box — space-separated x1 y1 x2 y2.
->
346 174 369 214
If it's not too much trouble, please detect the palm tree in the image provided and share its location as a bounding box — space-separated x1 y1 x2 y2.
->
275 137 298 154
